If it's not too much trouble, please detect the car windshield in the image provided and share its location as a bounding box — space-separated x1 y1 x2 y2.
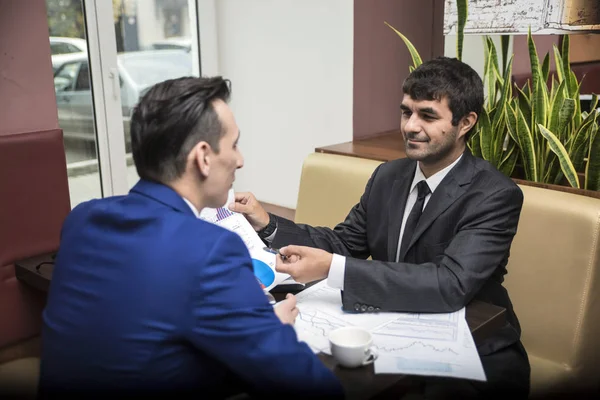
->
120 51 192 88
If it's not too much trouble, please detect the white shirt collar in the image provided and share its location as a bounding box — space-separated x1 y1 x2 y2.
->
410 153 463 194
182 197 201 218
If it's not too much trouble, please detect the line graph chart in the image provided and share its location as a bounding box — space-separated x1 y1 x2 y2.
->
374 319 457 341
375 340 459 356
294 307 349 353
292 281 485 381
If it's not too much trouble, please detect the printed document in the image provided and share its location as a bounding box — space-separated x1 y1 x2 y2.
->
199 190 290 290
294 281 486 381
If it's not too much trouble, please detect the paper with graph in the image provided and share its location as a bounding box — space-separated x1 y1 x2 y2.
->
294 281 485 381
199 189 290 290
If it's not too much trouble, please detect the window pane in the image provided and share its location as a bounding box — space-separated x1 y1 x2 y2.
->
47 0 103 207
112 0 200 187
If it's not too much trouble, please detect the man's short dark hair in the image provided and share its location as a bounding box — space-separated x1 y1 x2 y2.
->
402 57 484 140
130 76 231 183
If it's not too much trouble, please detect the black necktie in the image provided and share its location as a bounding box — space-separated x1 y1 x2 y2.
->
399 180 431 261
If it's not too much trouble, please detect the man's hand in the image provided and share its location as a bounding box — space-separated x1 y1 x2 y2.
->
274 293 299 325
276 245 333 284
228 192 270 231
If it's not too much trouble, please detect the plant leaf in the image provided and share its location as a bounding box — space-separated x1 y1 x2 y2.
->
553 45 565 83
384 22 422 70
528 27 541 96
538 124 580 188
499 142 519 177
541 52 550 84
533 69 549 130
557 98 576 140
501 35 510 73
590 94 599 113
515 107 538 181
562 35 571 90
469 129 482 158
505 102 519 144
515 84 532 124
479 108 494 164
568 111 597 175
492 57 513 129
456 0 468 61
585 123 600 190
548 80 566 137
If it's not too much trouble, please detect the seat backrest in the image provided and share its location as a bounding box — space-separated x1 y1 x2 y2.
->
504 185 600 385
0 129 70 358
295 153 382 226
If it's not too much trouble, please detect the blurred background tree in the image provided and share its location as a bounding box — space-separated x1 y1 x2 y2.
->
46 0 85 38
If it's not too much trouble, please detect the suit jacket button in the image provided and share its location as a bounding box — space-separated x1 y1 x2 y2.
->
367 306 374 312
360 305 368 312
354 303 361 311
375 307 381 312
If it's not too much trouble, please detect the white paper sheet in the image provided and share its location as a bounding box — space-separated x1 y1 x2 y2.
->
293 281 486 381
199 190 290 290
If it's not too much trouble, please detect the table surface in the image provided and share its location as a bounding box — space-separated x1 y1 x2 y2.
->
16 253 506 400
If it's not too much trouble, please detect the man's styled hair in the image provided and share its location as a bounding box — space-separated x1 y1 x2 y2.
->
130 76 231 183
402 57 484 140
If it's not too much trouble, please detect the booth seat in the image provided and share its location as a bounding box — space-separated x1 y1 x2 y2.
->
0 129 70 398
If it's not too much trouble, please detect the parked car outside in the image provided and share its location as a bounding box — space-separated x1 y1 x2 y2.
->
49 36 88 55
147 36 191 51
53 50 193 153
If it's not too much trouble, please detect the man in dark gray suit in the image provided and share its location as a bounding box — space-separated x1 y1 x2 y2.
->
232 57 530 399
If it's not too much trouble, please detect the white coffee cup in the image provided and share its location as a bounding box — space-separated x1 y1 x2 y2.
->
328 326 378 368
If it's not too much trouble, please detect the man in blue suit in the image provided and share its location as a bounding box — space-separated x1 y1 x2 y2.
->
40 77 343 398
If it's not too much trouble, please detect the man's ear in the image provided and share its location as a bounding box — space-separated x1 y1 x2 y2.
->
458 111 478 140
191 141 212 178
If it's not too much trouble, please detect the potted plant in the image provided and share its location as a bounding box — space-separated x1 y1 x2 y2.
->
386 0 600 198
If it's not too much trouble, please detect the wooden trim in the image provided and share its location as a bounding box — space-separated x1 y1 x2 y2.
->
260 201 295 221
512 179 600 200
0 336 40 365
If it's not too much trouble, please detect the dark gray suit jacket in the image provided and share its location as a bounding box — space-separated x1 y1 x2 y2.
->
272 150 525 357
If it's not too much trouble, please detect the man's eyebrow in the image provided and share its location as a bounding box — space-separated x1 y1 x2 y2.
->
400 104 411 111
418 107 440 116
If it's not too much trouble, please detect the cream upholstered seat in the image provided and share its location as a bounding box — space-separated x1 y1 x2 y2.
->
294 152 600 397
0 357 40 399
294 152 382 227
504 185 600 397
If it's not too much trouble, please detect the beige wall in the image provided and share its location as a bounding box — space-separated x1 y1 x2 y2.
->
0 0 58 136
217 0 354 209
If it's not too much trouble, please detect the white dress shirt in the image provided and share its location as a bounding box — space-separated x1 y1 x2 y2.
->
327 154 463 290
182 197 201 218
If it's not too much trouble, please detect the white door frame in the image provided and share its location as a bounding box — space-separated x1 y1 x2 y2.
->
83 0 131 197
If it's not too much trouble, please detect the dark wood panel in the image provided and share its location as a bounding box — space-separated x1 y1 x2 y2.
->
260 201 295 221
316 130 405 162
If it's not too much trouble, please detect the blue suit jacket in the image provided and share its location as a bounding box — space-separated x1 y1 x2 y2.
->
40 180 342 398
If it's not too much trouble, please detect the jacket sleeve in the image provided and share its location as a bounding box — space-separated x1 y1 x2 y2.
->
342 185 524 313
185 230 343 398
272 163 383 260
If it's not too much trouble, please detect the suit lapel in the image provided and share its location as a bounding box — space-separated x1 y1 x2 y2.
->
403 151 476 256
387 162 416 262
